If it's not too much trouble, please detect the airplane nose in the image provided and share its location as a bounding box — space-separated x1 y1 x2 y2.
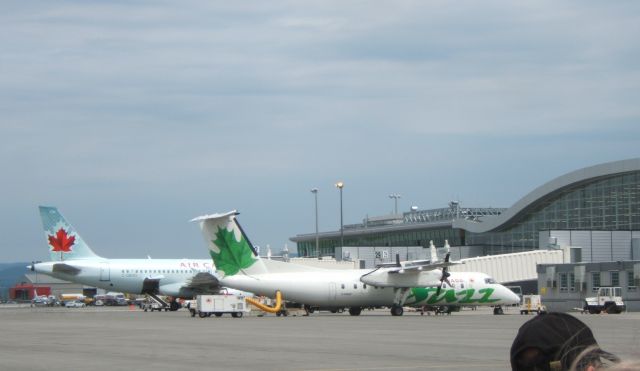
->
507 288 521 305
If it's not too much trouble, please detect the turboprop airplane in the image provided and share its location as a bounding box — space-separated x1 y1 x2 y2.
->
30 206 225 310
192 211 521 316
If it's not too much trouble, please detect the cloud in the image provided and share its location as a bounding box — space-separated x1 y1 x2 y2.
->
1 1 639 260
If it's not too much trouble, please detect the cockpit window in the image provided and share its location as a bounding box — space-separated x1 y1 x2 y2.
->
484 277 496 284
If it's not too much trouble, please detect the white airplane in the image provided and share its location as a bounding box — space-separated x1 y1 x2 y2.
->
30 206 225 310
192 211 521 316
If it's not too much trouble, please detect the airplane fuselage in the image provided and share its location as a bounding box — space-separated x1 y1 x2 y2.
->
221 269 520 308
33 259 215 297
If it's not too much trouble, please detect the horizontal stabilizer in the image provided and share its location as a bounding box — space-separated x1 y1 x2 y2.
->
52 263 81 275
190 210 239 223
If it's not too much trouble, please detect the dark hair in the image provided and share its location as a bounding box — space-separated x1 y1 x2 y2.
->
511 312 619 371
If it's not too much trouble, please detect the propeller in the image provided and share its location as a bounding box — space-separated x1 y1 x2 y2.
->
435 252 451 296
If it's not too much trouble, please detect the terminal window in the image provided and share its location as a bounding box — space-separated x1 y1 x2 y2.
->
628 271 637 290
611 271 620 287
592 272 601 292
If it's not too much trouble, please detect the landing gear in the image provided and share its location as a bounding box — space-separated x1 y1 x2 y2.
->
304 304 315 314
390 288 409 317
493 306 504 315
390 305 404 316
169 299 181 312
348 307 362 316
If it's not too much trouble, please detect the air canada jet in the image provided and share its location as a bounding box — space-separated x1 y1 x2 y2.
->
30 206 224 309
192 211 521 316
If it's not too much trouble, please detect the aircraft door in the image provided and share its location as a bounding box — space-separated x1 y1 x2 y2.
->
99 262 110 281
329 282 337 300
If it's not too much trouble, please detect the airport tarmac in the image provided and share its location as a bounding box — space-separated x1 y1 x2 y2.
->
1 305 639 371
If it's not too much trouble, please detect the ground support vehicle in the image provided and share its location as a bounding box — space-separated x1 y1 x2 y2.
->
141 294 178 312
143 299 169 312
584 287 626 314
520 295 547 315
275 302 307 317
65 300 86 308
191 294 249 318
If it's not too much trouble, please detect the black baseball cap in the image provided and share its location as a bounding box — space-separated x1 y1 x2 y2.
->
511 312 619 370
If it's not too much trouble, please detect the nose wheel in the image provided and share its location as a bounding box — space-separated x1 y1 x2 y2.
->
493 306 504 315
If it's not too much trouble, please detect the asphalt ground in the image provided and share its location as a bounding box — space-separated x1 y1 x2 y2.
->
1 305 639 371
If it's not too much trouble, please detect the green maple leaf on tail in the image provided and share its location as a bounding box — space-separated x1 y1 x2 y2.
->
210 226 256 276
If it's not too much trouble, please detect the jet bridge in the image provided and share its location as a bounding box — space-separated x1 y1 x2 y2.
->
449 249 564 284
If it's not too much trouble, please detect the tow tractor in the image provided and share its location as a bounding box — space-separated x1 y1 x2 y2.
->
584 287 626 314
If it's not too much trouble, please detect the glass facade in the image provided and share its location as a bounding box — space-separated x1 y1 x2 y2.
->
466 172 640 254
293 168 640 258
297 227 463 258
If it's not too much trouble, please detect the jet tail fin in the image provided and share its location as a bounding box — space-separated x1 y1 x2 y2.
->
191 211 268 277
39 206 102 261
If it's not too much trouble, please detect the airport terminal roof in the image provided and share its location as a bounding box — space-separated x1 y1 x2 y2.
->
453 158 640 233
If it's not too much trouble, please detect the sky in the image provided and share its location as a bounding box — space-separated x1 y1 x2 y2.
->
1 1 639 262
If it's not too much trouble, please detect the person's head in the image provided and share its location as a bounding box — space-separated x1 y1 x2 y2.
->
510 312 619 371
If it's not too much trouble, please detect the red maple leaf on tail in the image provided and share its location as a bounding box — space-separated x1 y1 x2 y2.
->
48 228 75 253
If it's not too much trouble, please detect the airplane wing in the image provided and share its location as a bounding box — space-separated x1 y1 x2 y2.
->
387 260 460 273
184 272 222 293
52 263 81 275
361 255 462 288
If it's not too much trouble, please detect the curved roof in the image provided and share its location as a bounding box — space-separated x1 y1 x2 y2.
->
453 158 640 233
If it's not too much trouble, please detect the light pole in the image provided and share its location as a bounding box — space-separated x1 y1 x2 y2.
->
335 181 344 248
310 188 319 259
389 193 401 214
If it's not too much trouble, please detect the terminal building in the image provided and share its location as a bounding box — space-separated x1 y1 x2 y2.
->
290 158 640 310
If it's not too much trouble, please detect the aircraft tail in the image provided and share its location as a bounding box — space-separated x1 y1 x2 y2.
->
191 211 269 277
39 206 102 261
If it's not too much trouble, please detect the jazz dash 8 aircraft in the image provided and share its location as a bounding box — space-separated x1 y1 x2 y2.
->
192 210 521 316
30 206 223 309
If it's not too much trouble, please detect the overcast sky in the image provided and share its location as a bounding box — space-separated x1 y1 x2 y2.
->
2 1 639 262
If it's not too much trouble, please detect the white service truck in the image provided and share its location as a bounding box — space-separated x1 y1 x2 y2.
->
520 295 547 315
191 294 250 318
584 287 626 314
